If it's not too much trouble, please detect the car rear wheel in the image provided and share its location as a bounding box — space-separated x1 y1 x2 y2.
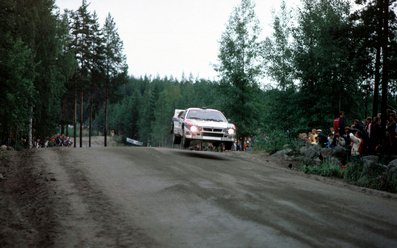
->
173 135 181 144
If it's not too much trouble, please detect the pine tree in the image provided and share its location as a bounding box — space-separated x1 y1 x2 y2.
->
69 0 103 147
70 1 90 147
15 0 67 143
88 11 105 147
0 38 36 146
102 13 128 146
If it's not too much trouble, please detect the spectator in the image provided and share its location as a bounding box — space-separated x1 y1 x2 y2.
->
317 129 328 148
331 132 345 147
327 132 335 148
365 117 372 139
369 116 382 155
349 130 363 162
338 111 346 135
298 132 309 143
309 129 318 145
333 114 340 135
342 126 352 161
352 119 369 155
386 113 396 154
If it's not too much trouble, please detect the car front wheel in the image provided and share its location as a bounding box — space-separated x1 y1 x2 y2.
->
224 141 233 150
182 136 190 148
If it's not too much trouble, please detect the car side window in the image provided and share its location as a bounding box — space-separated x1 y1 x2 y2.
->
178 111 185 119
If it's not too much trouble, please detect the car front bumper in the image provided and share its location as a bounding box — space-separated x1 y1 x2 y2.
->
184 128 235 142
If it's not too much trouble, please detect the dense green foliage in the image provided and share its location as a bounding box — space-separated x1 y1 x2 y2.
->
0 0 127 147
302 159 397 193
215 0 264 140
93 77 223 146
303 158 343 177
0 0 396 150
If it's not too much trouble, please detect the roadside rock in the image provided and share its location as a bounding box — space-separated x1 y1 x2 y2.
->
300 145 321 159
331 146 348 164
387 162 397 192
363 155 379 164
388 159 397 169
320 148 333 159
271 148 293 159
362 156 387 176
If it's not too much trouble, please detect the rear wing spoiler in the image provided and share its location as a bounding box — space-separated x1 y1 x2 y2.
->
173 109 185 119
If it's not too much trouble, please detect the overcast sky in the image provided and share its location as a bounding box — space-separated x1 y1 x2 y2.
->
55 0 300 80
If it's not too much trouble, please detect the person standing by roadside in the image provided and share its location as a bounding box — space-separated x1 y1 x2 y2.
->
333 114 340 135
365 117 372 139
369 116 382 154
338 111 346 136
342 126 352 162
309 129 318 145
333 132 345 147
386 113 396 155
349 130 363 162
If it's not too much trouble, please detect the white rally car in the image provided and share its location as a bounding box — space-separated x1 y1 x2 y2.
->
171 108 236 149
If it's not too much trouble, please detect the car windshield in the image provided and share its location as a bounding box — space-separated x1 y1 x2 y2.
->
186 110 227 122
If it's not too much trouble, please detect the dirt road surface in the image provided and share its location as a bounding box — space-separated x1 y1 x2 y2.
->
2 144 397 247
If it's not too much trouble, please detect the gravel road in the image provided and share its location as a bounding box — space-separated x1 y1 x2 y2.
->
19 145 395 248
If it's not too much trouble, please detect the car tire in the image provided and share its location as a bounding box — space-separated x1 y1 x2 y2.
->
224 141 233 150
182 136 190 148
173 135 181 144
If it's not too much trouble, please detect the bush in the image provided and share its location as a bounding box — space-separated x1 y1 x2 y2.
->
343 160 391 191
302 158 342 177
343 161 364 182
254 129 304 154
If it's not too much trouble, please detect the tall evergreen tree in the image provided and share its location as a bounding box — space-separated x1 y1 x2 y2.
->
58 11 77 137
0 38 36 146
102 13 128 146
88 11 105 147
0 0 69 146
69 0 97 147
15 0 66 142
215 0 263 140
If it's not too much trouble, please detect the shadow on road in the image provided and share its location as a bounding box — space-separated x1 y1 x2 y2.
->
173 150 232 161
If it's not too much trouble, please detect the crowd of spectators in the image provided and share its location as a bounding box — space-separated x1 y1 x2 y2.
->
33 134 72 148
302 110 397 160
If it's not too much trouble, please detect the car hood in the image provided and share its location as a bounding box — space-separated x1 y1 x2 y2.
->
188 119 231 129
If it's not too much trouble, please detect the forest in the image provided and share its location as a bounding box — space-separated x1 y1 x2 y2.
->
0 0 396 152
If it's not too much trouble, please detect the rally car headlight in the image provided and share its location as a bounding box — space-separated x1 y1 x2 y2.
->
190 125 200 133
228 128 235 135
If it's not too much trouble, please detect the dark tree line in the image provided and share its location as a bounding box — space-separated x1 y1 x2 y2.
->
105 0 396 148
94 76 223 147
0 0 127 148
1 0 396 151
